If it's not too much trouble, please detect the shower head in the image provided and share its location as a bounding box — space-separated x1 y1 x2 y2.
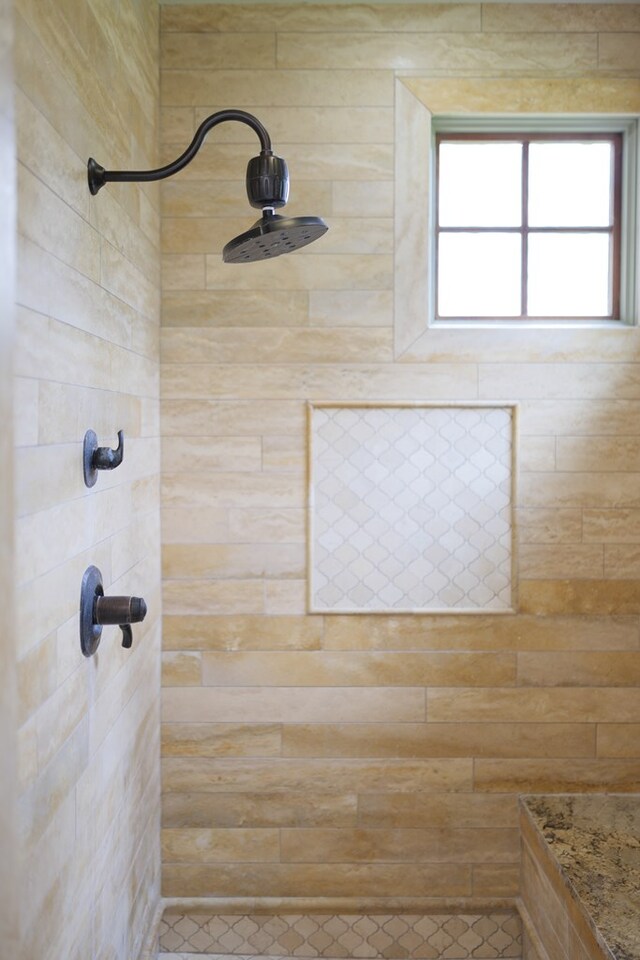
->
87 109 328 262
224 211 328 263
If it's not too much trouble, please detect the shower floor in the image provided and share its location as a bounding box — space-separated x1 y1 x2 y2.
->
157 912 523 960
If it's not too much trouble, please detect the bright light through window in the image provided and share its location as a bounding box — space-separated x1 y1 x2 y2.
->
436 133 621 320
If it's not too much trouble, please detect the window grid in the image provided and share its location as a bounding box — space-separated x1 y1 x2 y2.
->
435 132 623 321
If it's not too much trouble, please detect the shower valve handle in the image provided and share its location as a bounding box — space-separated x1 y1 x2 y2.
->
83 429 125 487
80 566 148 656
93 430 124 471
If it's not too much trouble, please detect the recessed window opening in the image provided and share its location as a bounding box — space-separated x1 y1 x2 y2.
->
435 132 622 321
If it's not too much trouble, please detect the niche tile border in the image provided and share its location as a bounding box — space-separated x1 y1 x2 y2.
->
307 402 517 615
158 912 522 959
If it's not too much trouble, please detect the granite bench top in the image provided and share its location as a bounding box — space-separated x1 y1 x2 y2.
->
522 794 640 960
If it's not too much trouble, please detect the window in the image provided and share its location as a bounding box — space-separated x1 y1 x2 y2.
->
435 131 622 321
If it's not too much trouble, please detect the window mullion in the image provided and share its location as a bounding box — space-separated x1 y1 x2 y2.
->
522 140 529 319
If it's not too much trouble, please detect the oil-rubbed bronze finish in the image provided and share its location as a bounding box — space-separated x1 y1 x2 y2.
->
79 565 147 656
83 429 124 487
87 108 327 263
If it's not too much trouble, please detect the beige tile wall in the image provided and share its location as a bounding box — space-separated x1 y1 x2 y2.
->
15 1 162 957
160 2 640 904
0 0 18 953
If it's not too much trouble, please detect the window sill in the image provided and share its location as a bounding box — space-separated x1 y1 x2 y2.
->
429 318 632 331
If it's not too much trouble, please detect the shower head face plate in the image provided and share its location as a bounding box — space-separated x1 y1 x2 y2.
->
223 213 328 263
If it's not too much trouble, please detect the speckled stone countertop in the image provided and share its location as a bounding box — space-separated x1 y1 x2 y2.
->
522 794 640 960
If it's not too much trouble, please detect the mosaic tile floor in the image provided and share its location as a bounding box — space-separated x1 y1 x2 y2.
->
158 913 522 960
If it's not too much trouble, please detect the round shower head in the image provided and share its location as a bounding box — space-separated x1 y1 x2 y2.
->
223 211 328 263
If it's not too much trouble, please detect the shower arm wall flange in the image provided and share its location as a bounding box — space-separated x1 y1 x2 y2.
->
87 108 273 195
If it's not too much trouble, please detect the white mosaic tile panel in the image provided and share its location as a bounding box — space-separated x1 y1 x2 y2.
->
309 405 514 613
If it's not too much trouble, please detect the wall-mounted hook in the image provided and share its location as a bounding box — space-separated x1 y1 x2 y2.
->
79 565 147 657
83 429 124 487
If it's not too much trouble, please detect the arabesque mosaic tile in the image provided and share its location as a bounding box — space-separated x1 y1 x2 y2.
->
158 913 522 959
309 405 514 613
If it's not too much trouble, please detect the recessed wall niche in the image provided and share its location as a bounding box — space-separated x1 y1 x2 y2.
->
308 403 515 614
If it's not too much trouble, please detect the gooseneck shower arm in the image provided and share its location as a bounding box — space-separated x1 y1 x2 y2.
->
88 108 272 195
87 106 328 263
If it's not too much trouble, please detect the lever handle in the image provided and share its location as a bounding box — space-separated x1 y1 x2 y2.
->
79 565 147 657
83 429 125 487
93 430 124 470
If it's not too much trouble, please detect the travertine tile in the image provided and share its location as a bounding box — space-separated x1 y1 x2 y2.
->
161 436 261 473
322 613 640 652
201 651 516 688
403 74 640 115
228 509 305 543
483 4 640 32
205 254 392 292
162 827 280 862
157 0 640 910
557 437 640 472
16 3 161 952
163 579 265 616
605 544 640 578
162 862 472 899
162 792 358 829
519 436 556 473
18 164 100 281
162 757 471 795
161 722 282 758
276 32 597 73
265 580 308 614
162 363 477 401
516 509 582 545
161 69 394 108
17 632 57 724
162 289 310 328
520 399 640 437
596 724 640 757
428 687 640 723
161 4 482 34
161 400 305 437
476 758 640 793
357 793 518 829
598 33 640 72
282 722 595 760
161 327 394 364
518 544 603 580
162 688 427 724
160 142 393 183
473 864 520 898
161 32 276 70
583 509 640 543
518 651 640 687
162 507 230 544
162 652 202 686
162 253 206 290
261 439 305 474
480 362 640 401
192 104 395 144
163 614 323 651
163 544 305 580
519 579 640 615
35 664 88 770
309 290 393 328
279 827 519 864
519 472 640 510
